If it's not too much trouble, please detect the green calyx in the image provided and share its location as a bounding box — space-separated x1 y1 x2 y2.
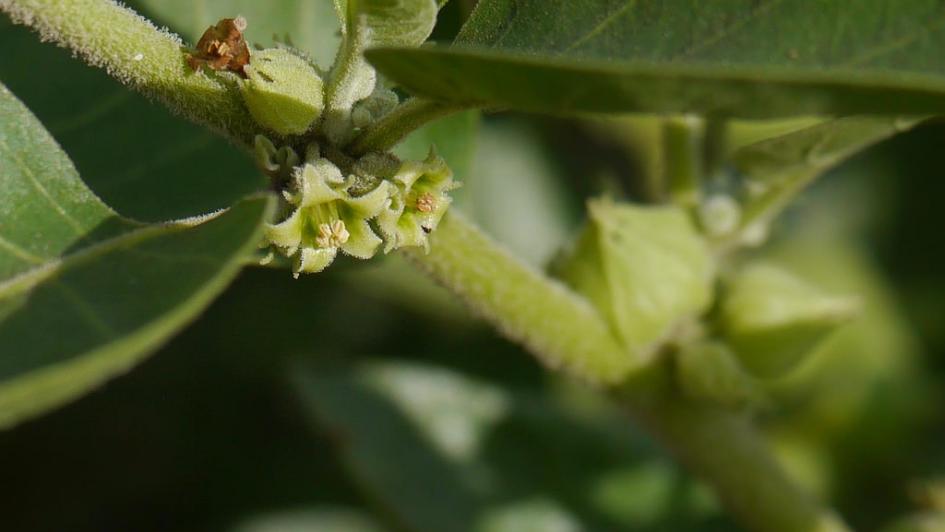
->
262 143 458 276
240 48 324 136
377 148 458 252
716 263 860 379
553 199 714 361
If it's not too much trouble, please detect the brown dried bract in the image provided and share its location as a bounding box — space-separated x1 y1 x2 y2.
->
186 16 250 77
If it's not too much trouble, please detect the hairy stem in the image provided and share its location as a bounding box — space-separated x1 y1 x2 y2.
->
403 211 636 384
407 211 850 532
348 98 469 155
322 9 375 145
0 0 259 144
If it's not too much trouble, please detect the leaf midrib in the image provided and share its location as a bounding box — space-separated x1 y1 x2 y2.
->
0 136 86 234
0 214 224 301
374 46 945 90
467 0 945 74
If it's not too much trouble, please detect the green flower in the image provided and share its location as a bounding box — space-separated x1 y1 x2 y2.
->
267 157 388 276
253 135 299 187
377 149 458 252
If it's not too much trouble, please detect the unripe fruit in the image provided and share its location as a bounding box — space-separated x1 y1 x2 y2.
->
718 264 859 379
240 48 324 135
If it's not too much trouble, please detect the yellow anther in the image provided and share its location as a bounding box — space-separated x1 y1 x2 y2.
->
316 220 350 248
416 192 436 213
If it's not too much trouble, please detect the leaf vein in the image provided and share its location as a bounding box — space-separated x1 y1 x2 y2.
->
562 0 638 53
0 138 86 234
676 0 787 59
845 12 945 67
0 233 44 264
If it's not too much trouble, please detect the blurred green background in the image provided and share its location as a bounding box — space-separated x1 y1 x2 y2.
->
1 2 943 531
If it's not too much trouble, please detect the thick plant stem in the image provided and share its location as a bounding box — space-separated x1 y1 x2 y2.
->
403 211 638 384
348 98 469 155
406 212 851 532
619 365 850 532
0 0 259 144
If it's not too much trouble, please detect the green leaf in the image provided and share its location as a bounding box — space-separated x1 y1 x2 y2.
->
0 83 274 427
294 360 704 532
729 116 924 241
734 117 922 183
131 0 342 69
0 17 265 222
452 120 577 267
882 512 945 532
553 200 713 359
232 507 384 532
367 0 945 117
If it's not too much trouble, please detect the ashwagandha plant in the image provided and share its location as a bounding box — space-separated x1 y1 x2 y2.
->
2 1 945 531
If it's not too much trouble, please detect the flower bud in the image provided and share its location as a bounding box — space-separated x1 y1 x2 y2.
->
240 48 324 135
253 135 299 186
718 264 860 379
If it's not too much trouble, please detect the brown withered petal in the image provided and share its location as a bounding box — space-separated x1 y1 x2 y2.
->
186 16 250 77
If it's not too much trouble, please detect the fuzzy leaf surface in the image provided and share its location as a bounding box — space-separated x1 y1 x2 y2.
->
368 0 945 117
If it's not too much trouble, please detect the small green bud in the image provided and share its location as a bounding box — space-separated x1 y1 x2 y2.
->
675 340 765 409
376 149 458 252
351 86 400 129
253 135 299 186
718 264 860 379
553 200 714 359
240 48 324 135
266 156 389 276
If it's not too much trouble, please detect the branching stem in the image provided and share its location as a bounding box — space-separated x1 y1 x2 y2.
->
2 1 853 529
408 212 851 532
348 98 470 155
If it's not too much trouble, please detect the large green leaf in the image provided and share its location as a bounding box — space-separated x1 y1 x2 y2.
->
0 83 274 428
367 0 945 117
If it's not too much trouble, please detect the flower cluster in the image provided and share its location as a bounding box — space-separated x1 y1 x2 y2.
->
258 140 458 277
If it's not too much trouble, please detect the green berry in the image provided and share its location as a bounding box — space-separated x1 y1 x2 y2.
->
240 48 324 135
